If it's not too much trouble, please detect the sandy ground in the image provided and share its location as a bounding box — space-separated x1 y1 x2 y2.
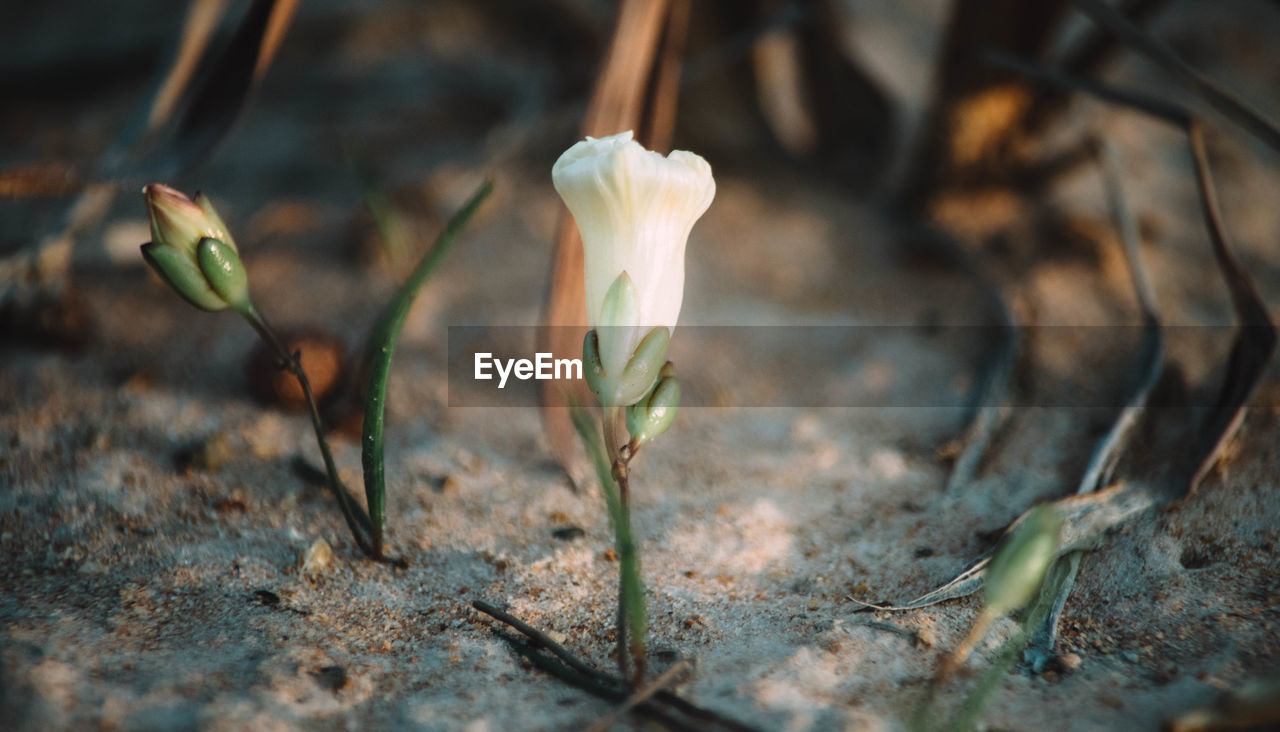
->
3 1 1280 730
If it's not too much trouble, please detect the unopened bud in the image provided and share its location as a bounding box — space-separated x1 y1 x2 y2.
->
141 184 252 314
984 506 1063 616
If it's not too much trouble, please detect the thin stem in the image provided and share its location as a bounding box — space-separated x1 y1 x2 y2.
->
574 405 647 688
601 405 632 682
616 476 646 687
604 405 647 687
241 305 398 565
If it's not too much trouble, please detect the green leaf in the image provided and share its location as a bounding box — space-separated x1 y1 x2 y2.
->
361 180 492 556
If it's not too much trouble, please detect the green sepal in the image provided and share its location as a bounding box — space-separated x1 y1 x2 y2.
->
626 369 680 446
197 237 251 312
583 330 608 400
141 242 228 312
617 325 669 404
583 326 670 407
596 272 641 378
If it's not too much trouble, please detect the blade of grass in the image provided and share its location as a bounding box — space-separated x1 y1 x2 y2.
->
1026 138 1164 671
1069 0 1280 153
361 180 492 559
981 52 1278 491
145 0 231 136
157 0 300 174
1186 124 1278 488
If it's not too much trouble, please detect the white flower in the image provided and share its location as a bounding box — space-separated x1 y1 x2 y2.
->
552 130 715 336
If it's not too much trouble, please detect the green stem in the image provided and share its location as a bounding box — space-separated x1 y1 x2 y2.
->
241 304 384 562
360 179 492 560
594 405 646 687
616 476 646 687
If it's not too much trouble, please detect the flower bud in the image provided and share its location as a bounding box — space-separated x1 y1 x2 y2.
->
983 506 1063 616
141 184 252 314
626 366 680 447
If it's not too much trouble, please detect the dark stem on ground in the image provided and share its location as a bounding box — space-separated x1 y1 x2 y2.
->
471 600 760 732
242 306 404 567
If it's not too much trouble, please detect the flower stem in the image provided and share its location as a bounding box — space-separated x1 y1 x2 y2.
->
241 305 399 566
603 405 646 687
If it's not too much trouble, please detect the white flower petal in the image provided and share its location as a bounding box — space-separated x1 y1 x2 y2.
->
552 131 715 334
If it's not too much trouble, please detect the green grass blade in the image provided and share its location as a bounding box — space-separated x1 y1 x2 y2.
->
361 180 493 556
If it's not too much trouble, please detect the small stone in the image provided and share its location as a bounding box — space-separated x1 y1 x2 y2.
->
212 490 248 513
311 665 348 692
77 559 107 575
551 526 585 541
915 626 938 649
299 538 334 573
254 590 281 606
176 432 232 474
1060 652 1083 671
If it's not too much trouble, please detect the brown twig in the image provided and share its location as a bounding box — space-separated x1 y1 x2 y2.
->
472 601 760 732
491 629 698 732
584 659 693 732
472 600 615 686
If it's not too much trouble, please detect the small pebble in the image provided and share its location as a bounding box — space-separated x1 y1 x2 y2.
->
915 626 938 649
254 590 281 606
551 526 585 541
311 665 348 692
1060 652 1083 671
299 538 334 573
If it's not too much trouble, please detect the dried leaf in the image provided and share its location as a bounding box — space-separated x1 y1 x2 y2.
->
157 0 300 173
